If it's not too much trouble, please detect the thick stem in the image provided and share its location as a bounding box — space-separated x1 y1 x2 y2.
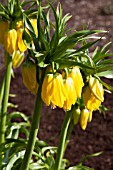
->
0 56 12 144
0 76 5 107
54 111 72 170
20 70 45 170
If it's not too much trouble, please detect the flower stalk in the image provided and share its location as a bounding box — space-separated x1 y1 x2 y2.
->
54 110 72 170
20 69 45 170
0 55 12 144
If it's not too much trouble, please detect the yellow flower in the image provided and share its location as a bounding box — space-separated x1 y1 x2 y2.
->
63 77 77 110
22 61 38 94
41 73 54 106
41 73 66 108
80 109 90 130
30 19 38 36
12 50 24 68
83 86 101 111
17 28 27 52
89 76 104 102
0 21 9 44
68 67 84 98
4 29 17 54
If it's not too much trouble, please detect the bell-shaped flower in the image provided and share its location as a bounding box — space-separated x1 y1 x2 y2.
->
17 28 27 53
4 29 17 54
41 73 54 106
0 21 9 44
63 77 77 111
68 67 84 98
12 50 24 68
89 76 104 102
22 60 38 94
41 73 66 108
83 86 102 111
80 109 90 130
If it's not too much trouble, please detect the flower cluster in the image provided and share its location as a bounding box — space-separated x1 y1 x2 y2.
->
41 66 84 111
1 19 37 68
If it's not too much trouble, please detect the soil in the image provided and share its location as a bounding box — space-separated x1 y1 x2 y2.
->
0 0 113 170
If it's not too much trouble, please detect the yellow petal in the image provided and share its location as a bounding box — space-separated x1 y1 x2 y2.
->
51 74 66 108
69 67 84 98
22 61 38 94
80 109 90 130
89 76 104 102
83 86 101 111
63 77 77 110
12 50 24 68
17 28 27 52
4 29 17 54
41 74 54 106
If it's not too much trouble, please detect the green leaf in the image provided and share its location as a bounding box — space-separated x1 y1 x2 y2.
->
55 59 94 69
96 70 113 78
99 79 113 91
5 151 25 170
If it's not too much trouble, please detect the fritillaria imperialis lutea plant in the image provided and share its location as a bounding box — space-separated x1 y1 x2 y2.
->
0 0 113 169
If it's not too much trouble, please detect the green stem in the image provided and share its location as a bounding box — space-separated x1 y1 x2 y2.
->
54 111 72 170
0 76 5 107
20 70 45 170
0 56 12 144
64 120 74 152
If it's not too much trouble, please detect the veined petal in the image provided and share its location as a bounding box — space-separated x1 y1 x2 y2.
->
17 28 27 52
89 76 104 102
63 77 77 110
51 74 66 108
83 86 101 111
69 67 84 98
4 29 17 54
41 74 54 106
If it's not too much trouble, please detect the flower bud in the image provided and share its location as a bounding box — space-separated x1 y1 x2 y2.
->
12 50 24 68
4 29 17 54
22 60 38 94
80 109 90 130
17 28 27 52
0 21 9 44
73 108 81 125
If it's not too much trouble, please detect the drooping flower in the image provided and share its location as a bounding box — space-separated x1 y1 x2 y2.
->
12 50 24 68
17 28 27 52
41 73 66 108
80 109 90 130
22 60 38 94
41 73 54 106
83 86 102 111
89 76 104 102
63 77 77 110
4 29 17 54
68 67 84 98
